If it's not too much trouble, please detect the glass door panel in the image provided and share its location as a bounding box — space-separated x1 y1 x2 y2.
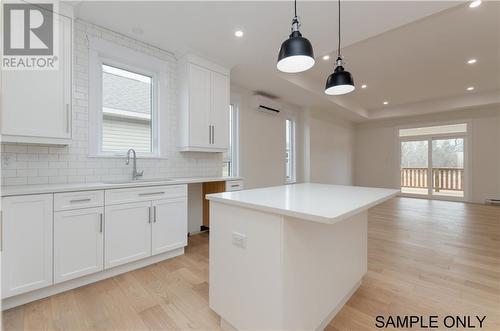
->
431 138 464 198
400 140 429 195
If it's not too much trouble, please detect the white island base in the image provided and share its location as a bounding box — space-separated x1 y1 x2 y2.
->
210 202 367 330
208 184 397 331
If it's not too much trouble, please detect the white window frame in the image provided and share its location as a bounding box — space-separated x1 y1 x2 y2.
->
395 120 471 202
224 103 240 177
285 118 296 184
88 37 168 158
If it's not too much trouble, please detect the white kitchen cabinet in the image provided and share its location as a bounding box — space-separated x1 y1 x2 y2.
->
178 55 230 152
104 201 152 269
54 207 104 283
2 194 53 298
1 11 72 145
210 71 230 149
188 64 212 148
152 197 188 255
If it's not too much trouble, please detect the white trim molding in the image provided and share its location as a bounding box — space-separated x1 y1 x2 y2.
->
88 37 169 158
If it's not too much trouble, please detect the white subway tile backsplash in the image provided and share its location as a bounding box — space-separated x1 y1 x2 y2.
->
1 20 222 187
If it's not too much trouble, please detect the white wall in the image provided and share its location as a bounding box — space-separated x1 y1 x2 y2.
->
232 85 304 189
1 20 222 186
308 110 354 185
354 106 500 203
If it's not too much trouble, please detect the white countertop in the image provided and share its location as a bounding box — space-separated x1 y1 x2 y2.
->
206 183 399 224
1 176 242 197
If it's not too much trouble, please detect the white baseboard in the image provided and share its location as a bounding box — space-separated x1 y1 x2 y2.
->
2 248 184 310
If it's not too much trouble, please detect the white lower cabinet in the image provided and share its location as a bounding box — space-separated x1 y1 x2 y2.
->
54 207 104 283
104 201 153 269
152 197 188 255
2 194 53 299
1 184 188 306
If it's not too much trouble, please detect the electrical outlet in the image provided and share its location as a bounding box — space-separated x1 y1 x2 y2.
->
232 231 247 249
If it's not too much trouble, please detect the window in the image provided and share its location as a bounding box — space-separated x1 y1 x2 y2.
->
285 119 296 183
101 64 154 154
223 104 239 177
89 37 167 157
399 122 467 200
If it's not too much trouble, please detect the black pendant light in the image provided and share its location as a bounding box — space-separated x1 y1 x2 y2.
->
325 0 355 95
277 0 315 73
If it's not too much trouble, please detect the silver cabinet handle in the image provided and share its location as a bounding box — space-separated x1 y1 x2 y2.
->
66 103 71 133
70 198 92 203
209 125 211 144
99 213 103 233
148 206 152 223
212 125 215 145
153 206 157 223
138 192 165 197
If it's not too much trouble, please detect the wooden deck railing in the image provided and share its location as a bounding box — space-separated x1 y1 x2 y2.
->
401 167 464 191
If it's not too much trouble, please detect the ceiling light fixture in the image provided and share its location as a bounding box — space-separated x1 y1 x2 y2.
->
325 0 355 95
277 0 315 73
467 58 477 64
234 30 244 38
469 0 482 8
383 101 389 105
323 55 330 60
467 86 475 91
361 84 367 89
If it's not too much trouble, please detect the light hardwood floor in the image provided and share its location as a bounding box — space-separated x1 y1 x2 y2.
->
2 197 500 330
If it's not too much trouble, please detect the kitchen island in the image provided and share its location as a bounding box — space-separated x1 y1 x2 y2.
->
207 183 398 331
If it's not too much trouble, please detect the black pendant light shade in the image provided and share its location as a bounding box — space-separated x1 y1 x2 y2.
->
325 58 355 95
277 1 315 73
324 0 355 95
277 30 314 73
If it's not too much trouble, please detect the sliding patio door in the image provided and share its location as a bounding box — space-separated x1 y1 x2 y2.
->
431 138 465 198
399 123 467 201
400 140 429 196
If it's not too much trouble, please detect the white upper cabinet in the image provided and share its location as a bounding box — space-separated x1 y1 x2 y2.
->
2 194 53 298
1 8 73 145
210 71 230 149
178 55 230 152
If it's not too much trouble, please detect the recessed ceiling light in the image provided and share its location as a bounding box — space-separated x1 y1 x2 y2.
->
322 55 330 60
234 30 244 38
361 84 367 89
467 86 475 91
383 101 389 105
469 0 481 8
467 58 477 64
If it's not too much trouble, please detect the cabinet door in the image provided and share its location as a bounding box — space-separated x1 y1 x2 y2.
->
104 202 152 269
2 194 53 298
210 71 230 149
54 207 104 283
188 63 211 148
1 13 72 142
151 197 188 255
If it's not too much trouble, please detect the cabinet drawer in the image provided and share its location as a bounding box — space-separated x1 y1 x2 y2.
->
105 185 187 205
54 191 104 211
226 180 244 192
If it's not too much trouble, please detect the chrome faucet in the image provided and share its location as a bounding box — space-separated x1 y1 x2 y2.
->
125 148 144 180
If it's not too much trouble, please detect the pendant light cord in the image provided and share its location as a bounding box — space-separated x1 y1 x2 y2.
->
337 0 341 58
294 0 297 18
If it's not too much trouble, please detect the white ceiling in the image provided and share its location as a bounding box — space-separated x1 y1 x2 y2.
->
73 1 500 122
